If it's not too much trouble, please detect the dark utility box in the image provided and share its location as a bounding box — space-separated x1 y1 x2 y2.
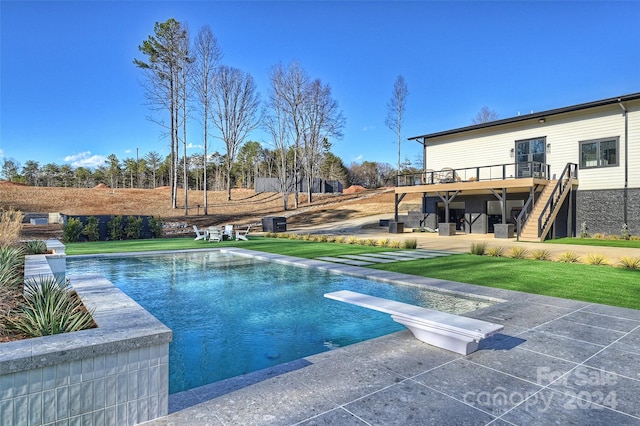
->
262 216 287 232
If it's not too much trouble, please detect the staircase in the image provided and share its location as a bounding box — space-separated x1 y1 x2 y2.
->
518 183 556 242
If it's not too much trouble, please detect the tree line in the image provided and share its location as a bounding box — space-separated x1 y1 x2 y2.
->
1 150 408 194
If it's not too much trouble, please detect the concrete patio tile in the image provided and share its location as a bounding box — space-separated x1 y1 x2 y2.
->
297 408 369 425
336 330 460 378
581 304 640 321
584 346 640 380
465 347 577 386
611 328 640 355
500 389 640 425
315 257 374 266
291 349 405 406
412 359 543 416
142 402 223 426
342 254 398 263
560 310 640 332
344 380 497 426
534 317 627 346
514 330 605 363
462 301 575 329
206 374 336 426
548 366 640 418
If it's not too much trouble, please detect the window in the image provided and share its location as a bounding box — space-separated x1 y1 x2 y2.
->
580 137 619 169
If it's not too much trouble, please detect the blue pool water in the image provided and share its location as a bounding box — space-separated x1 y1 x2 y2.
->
67 251 493 394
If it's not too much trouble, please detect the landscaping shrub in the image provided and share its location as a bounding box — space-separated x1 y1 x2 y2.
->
486 246 505 257
557 251 580 263
470 242 487 256
8 275 95 337
531 249 552 261
389 240 402 248
0 208 24 248
0 246 25 289
378 238 391 247
618 256 640 270
334 236 346 244
366 238 378 246
82 216 100 242
621 223 630 240
584 253 608 266
107 215 123 240
124 216 143 240
403 238 418 249
579 222 590 239
23 240 48 255
62 217 84 243
346 236 359 245
508 247 529 259
148 216 164 238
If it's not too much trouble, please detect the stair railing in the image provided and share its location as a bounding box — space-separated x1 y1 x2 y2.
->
516 194 534 241
537 163 578 239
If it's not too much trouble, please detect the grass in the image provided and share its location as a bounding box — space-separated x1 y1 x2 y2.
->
65 236 640 310
370 255 640 310
548 237 640 249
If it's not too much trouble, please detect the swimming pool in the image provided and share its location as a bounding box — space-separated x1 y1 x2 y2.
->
67 250 495 394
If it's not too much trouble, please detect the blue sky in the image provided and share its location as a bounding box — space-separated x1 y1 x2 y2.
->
2 1 639 171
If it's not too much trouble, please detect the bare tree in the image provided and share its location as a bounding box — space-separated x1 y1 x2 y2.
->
192 25 223 215
269 61 309 209
472 106 499 124
300 79 345 203
385 75 409 183
209 65 261 201
134 18 190 209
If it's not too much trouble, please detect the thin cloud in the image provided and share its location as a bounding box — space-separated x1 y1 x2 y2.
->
64 151 107 168
362 125 376 132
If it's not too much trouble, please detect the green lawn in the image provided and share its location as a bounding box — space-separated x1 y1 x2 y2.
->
547 237 640 249
65 237 640 310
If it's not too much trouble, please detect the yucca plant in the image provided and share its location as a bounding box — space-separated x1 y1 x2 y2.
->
509 247 529 259
334 236 346 244
8 276 95 337
0 246 25 289
530 249 552 261
366 238 378 246
389 240 402 248
618 256 640 270
23 240 48 255
557 251 580 263
346 236 359 245
584 253 608 266
470 242 487 256
377 238 391 247
486 246 505 257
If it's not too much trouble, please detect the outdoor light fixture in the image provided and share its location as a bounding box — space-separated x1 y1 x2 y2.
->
539 118 546 123
547 143 551 153
510 147 515 158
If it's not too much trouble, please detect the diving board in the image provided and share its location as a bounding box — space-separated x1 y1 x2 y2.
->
324 290 503 355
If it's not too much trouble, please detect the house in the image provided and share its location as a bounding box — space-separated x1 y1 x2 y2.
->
396 92 640 241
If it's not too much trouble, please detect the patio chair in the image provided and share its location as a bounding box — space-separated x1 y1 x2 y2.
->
193 225 207 241
208 226 223 242
223 225 234 240
235 225 251 241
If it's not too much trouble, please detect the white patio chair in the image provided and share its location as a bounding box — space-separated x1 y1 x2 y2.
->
193 225 207 241
235 225 251 241
223 225 234 240
208 226 223 242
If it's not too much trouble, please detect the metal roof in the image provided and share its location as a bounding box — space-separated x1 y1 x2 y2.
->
408 92 640 143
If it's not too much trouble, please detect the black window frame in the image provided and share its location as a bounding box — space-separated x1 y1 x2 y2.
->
579 137 619 169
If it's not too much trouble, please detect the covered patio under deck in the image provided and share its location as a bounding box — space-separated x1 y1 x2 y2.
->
394 162 578 241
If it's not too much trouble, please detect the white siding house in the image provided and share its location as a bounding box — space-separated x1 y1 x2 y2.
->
396 93 640 239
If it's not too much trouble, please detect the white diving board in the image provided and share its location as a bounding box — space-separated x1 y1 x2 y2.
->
324 290 503 355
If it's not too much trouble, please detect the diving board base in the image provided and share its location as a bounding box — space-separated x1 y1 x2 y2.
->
391 315 479 355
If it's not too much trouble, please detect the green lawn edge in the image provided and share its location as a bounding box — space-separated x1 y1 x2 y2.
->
65 237 640 310
547 237 640 249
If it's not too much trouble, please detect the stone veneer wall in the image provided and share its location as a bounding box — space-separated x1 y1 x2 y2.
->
0 244 172 426
576 188 640 236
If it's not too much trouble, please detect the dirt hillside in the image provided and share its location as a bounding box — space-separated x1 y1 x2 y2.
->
0 183 423 240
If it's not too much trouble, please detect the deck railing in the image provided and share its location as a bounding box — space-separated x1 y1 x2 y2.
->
397 161 550 187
